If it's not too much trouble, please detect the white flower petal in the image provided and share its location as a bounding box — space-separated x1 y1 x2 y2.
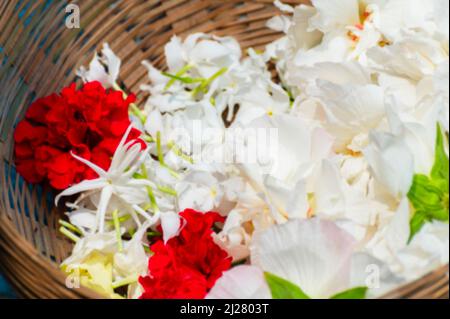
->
251 218 356 298
310 0 360 33
274 0 294 13
207 266 271 299
71 152 107 177
165 36 185 72
97 185 113 233
101 43 121 84
55 179 108 205
160 211 181 243
364 131 414 199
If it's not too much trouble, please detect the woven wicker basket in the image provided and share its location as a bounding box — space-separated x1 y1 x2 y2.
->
0 0 448 299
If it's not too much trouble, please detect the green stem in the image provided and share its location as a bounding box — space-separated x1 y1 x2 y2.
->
130 104 147 124
162 72 203 85
113 83 146 124
156 131 180 179
140 163 149 179
59 220 82 235
167 141 194 164
112 275 138 290
147 231 162 237
59 227 80 243
156 131 165 165
164 64 194 91
139 164 159 212
157 185 178 196
146 185 159 212
107 214 131 226
142 134 154 143
192 67 228 97
143 245 152 254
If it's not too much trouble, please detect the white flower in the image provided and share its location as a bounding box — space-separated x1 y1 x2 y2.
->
233 81 291 125
114 221 150 277
363 129 414 200
56 126 152 233
237 114 333 222
310 80 386 153
309 0 361 34
61 231 122 299
286 61 372 91
159 211 181 243
65 207 98 235
267 15 292 34
62 232 118 267
366 202 448 283
113 222 151 298
270 0 386 71
418 61 449 132
77 43 121 88
385 103 438 175
176 170 244 213
215 183 273 261
141 33 242 114
176 171 220 212
165 33 241 77
274 0 294 13
396 221 449 281
368 36 448 81
365 197 411 266
62 222 151 299
373 0 448 42
250 218 357 299
313 158 387 242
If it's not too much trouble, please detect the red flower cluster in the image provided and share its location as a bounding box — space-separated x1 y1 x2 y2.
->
14 81 143 190
139 209 232 299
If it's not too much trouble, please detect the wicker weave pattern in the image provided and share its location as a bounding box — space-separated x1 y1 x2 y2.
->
0 0 448 299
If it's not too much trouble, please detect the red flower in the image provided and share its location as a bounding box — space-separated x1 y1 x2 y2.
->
13 81 144 190
139 209 232 299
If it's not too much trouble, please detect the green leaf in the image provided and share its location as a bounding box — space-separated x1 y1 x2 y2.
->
408 174 444 211
430 208 449 221
330 287 368 299
407 124 449 243
264 272 310 299
431 125 449 184
408 210 430 243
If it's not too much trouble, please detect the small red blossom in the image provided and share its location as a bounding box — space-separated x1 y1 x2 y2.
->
139 209 231 299
14 81 144 190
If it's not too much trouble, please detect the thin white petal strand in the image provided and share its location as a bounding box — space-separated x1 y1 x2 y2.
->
55 179 107 205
